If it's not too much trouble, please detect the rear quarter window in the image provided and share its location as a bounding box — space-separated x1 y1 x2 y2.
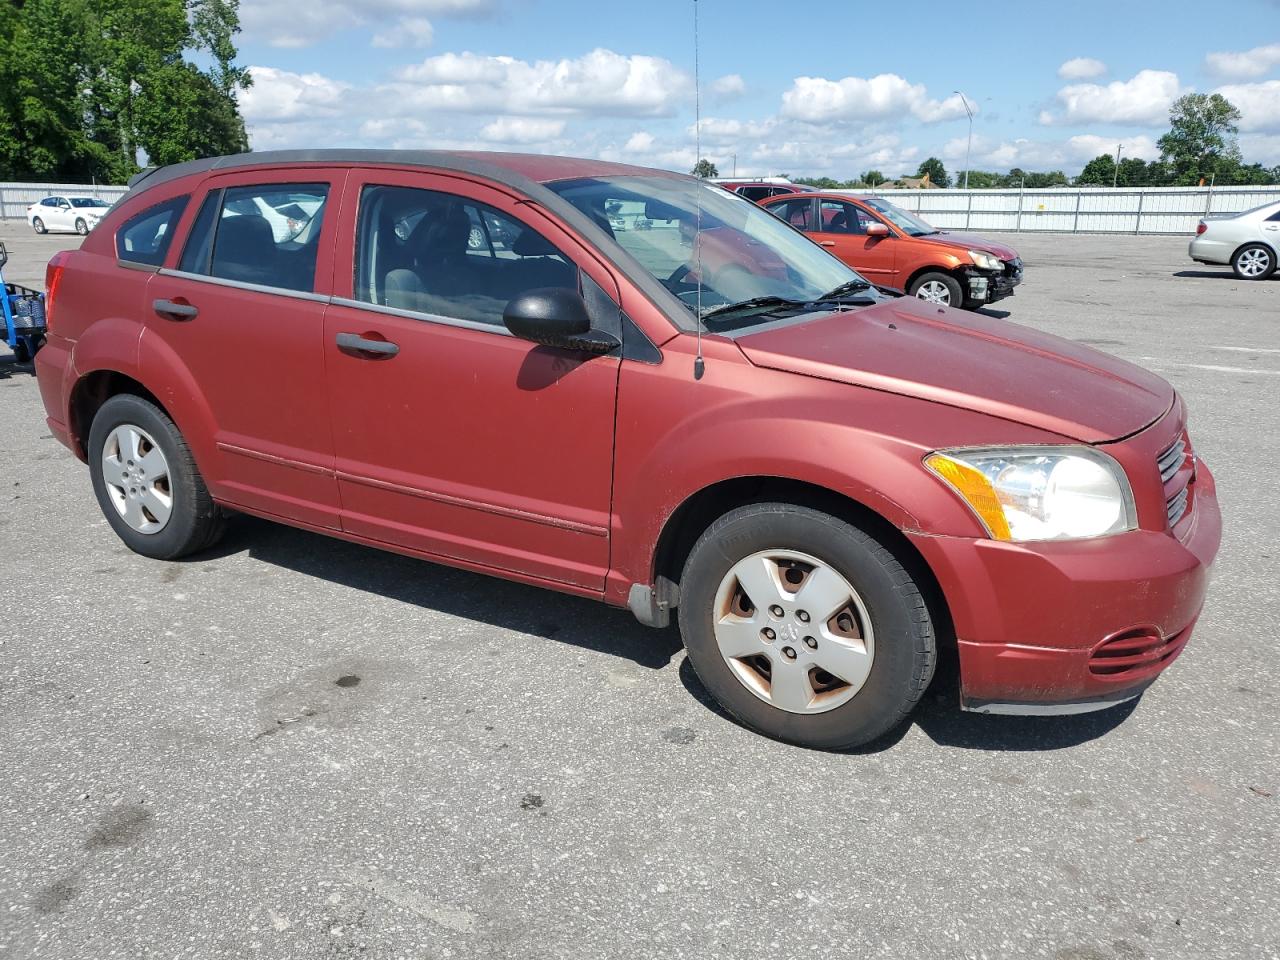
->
116 196 189 267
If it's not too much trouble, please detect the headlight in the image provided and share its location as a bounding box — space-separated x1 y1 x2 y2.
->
924 446 1136 541
968 249 1003 271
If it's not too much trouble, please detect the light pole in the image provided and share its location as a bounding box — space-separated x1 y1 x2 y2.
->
1113 143 1122 188
955 90 974 189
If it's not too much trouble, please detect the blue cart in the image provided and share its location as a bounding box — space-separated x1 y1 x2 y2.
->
1 241 47 363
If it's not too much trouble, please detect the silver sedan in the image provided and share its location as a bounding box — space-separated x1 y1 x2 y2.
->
1189 199 1280 280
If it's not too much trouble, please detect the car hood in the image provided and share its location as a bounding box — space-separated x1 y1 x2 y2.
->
736 298 1172 443
924 231 1020 261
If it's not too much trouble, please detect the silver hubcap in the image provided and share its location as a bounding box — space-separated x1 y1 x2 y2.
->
1238 248 1270 277
916 280 951 304
712 549 875 715
101 423 173 534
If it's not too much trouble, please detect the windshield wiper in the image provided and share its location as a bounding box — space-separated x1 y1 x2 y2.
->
817 279 873 301
700 295 807 319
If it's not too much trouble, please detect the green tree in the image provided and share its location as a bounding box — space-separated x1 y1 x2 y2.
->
1077 154 1117 186
0 0 250 182
859 169 885 187
691 158 718 178
915 157 949 187
1158 93 1242 185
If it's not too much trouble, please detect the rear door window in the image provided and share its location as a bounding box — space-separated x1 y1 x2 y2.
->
177 183 329 292
738 186 772 202
769 197 815 231
354 184 578 328
116 196 189 266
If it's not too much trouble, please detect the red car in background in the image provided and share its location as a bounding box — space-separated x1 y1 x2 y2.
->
36 150 1217 749
763 191 1023 310
712 178 817 203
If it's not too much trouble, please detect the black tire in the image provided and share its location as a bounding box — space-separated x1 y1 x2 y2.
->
32 217 46 234
88 394 226 560
678 503 935 750
75 218 88 236
12 341 31 363
908 271 964 307
1231 243 1276 281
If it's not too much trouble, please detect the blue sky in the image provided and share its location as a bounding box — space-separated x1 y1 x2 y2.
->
234 0 1280 177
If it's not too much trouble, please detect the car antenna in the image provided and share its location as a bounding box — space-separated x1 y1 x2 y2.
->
692 0 705 381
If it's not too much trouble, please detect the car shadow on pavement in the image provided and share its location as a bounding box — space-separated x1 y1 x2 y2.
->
214 515 683 670
677 655 1138 753
1173 269 1279 280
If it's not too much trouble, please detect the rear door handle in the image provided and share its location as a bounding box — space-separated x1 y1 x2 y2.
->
820 241 836 247
153 298 198 321
336 332 399 358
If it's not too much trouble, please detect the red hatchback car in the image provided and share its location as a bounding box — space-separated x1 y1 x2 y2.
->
36 150 1220 749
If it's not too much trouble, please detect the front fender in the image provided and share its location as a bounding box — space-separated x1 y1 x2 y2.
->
606 336 1064 602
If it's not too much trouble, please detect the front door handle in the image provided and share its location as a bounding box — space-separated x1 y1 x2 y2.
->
153 298 198 321
336 332 399 358
819 240 836 247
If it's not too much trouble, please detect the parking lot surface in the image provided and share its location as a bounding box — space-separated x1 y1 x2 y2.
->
1 225 1277 960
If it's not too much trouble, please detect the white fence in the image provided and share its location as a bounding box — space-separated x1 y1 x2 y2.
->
0 182 129 220
852 185 1280 235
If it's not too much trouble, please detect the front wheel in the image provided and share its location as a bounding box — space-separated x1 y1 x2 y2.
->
32 217 46 234
75 218 89 236
678 503 936 750
88 394 226 560
1232 243 1275 281
908 271 963 306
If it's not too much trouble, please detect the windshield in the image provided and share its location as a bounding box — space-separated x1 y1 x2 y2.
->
861 197 938 236
545 176 871 331
70 197 111 208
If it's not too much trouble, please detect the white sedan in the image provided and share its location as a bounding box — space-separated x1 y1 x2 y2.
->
27 195 114 235
1189 199 1280 280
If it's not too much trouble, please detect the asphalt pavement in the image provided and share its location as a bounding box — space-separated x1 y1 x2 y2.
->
1 223 1277 960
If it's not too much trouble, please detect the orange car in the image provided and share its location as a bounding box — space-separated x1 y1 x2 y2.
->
761 192 1023 310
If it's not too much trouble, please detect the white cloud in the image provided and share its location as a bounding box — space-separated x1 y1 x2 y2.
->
388 48 691 116
1057 57 1107 80
1041 69 1183 125
1213 80 1280 131
623 131 655 153
372 17 435 48
241 0 493 48
239 66 349 123
710 74 746 99
1205 43 1280 79
480 116 567 143
944 133 1159 171
779 73 971 124
1240 133 1280 165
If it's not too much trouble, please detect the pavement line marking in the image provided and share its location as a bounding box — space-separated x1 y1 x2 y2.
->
1210 345 1280 354
347 868 477 934
1140 358 1280 376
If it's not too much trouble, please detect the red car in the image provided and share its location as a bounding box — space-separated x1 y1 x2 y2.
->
763 191 1023 309
36 150 1220 749
713 179 817 203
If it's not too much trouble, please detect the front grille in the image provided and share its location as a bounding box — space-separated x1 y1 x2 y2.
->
1157 436 1186 484
1157 434 1192 529
1088 626 1190 678
1005 258 1023 281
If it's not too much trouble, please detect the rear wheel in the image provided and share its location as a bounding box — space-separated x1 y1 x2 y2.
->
678 503 935 750
32 217 46 234
908 271 963 306
75 218 89 236
88 394 226 560
1232 243 1275 281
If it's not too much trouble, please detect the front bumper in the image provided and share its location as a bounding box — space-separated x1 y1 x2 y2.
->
907 462 1221 714
965 257 1023 304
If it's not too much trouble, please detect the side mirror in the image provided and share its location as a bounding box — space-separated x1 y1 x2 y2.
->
503 287 620 355
866 222 890 237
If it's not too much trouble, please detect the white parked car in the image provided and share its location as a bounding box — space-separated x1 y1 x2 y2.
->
27 195 114 235
1189 199 1280 280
